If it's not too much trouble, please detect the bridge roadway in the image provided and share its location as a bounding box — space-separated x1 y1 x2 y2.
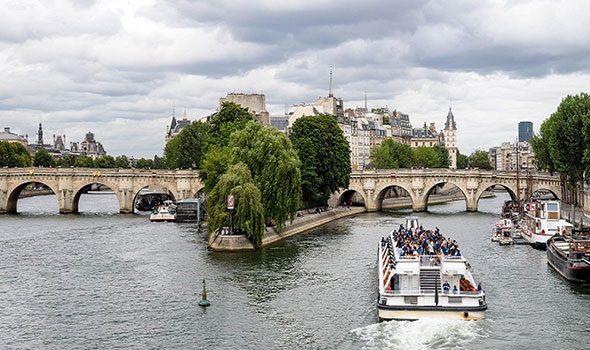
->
0 167 561 214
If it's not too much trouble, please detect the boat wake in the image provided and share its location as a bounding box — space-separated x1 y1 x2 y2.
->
351 318 488 350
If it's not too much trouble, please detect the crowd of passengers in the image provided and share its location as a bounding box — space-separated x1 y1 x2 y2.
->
390 224 462 257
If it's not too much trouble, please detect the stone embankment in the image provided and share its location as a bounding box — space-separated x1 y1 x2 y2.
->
208 207 365 252
208 190 495 252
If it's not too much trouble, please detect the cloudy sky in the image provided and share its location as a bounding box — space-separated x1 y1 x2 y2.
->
1 0 589 157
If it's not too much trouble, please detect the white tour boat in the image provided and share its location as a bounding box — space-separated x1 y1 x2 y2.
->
149 200 177 222
521 200 570 249
377 217 487 321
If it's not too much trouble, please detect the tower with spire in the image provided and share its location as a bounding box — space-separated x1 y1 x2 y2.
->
443 107 458 169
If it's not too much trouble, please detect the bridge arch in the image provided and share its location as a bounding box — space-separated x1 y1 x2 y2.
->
529 187 559 200
72 182 122 214
338 189 366 207
421 181 469 212
132 184 178 213
375 184 415 211
6 180 60 214
475 183 518 209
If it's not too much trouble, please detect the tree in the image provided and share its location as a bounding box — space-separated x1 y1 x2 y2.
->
228 122 301 228
290 115 351 207
135 158 154 169
0 141 32 167
163 120 211 169
206 163 265 248
57 155 76 167
468 150 493 170
208 101 254 147
74 156 94 168
433 145 450 168
33 149 56 167
200 146 232 193
532 93 590 222
114 155 131 168
456 150 468 169
94 155 116 168
371 139 414 169
413 147 440 168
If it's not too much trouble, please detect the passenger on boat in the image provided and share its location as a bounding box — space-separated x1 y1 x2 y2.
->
452 285 458 294
443 281 450 293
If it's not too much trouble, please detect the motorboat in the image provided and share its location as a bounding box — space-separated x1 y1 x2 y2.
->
149 200 177 222
492 218 513 242
377 217 487 321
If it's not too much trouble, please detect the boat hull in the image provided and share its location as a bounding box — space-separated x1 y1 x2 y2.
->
377 305 486 321
150 215 177 222
547 242 590 285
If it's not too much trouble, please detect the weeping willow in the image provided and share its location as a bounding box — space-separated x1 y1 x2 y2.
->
206 162 265 248
229 122 302 229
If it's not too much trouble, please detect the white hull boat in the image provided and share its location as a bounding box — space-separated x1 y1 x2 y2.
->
377 217 487 321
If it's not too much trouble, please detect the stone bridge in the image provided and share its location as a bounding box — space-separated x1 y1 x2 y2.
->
332 169 562 212
0 168 203 214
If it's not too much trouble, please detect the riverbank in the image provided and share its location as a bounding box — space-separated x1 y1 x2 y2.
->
18 188 54 198
208 191 496 252
208 207 366 252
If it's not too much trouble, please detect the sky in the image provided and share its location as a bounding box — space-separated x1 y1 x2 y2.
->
1 0 589 158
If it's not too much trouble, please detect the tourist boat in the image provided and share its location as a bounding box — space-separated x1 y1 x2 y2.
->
377 217 487 321
492 218 512 242
149 200 177 222
521 200 571 249
546 227 590 285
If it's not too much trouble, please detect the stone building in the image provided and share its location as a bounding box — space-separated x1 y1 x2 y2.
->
70 131 106 158
442 107 458 169
0 127 28 147
219 93 270 126
489 141 534 172
166 109 191 142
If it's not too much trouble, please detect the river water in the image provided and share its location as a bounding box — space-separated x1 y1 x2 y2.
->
0 193 589 349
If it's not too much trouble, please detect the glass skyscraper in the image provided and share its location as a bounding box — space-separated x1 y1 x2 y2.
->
518 121 533 143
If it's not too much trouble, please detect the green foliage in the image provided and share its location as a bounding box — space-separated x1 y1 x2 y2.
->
433 145 450 168
33 149 56 167
208 101 254 147
200 146 231 193
206 163 265 248
94 155 116 168
114 155 131 168
74 156 94 168
229 122 301 228
163 120 211 169
456 150 468 169
532 93 590 192
467 150 493 170
0 141 32 167
413 147 440 168
135 158 154 169
290 115 351 207
57 155 76 167
371 139 414 169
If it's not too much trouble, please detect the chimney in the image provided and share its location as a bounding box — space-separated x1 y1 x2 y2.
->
4 127 9 133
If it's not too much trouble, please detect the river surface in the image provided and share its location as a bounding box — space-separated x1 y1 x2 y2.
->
0 193 589 349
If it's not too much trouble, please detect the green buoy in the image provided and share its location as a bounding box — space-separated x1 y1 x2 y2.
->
199 279 211 307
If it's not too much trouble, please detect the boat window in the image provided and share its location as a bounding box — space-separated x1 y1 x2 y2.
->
546 203 558 212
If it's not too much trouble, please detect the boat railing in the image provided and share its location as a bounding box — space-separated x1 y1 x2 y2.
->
382 289 482 296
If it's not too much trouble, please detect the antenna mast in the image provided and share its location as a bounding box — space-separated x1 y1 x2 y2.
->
329 65 333 97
